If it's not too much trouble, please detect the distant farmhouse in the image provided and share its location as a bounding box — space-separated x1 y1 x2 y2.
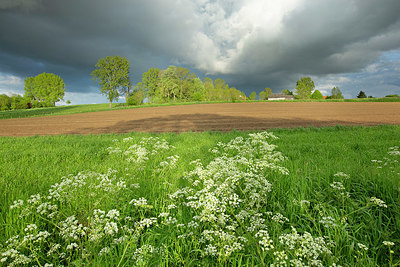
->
268 93 295 100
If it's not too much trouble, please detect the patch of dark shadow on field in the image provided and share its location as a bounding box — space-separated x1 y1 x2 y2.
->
68 113 375 134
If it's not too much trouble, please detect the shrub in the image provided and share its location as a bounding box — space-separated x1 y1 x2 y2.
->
0 94 11 110
127 91 145 105
10 95 30 110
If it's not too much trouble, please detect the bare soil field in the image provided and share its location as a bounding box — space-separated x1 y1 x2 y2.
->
1 102 399 136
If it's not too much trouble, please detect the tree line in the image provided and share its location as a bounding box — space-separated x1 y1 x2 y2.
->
91 56 247 108
248 76 381 101
2 55 397 111
0 72 65 111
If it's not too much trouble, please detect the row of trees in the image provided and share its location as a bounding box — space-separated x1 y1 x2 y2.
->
0 72 66 111
294 77 344 99
293 77 378 99
247 77 345 101
91 56 246 108
140 66 246 103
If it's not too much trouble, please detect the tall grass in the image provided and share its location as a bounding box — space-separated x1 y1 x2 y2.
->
0 125 399 266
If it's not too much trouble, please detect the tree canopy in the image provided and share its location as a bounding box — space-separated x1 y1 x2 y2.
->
311 90 324 99
282 89 293 95
24 72 65 106
357 90 367 98
134 66 245 104
249 91 257 100
259 91 267 100
331 86 344 99
295 77 315 99
91 55 130 108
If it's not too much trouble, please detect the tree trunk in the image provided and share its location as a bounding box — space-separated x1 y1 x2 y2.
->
109 101 112 109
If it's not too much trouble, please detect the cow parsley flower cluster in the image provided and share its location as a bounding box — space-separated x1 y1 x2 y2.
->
372 146 399 174
167 132 293 259
107 136 175 167
369 197 388 208
2 166 160 266
278 227 335 266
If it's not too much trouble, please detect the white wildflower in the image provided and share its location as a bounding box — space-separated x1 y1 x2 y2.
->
24 224 37 232
137 218 157 228
104 222 118 236
319 216 338 228
47 243 61 256
167 204 177 209
158 212 169 218
204 244 218 256
164 216 177 225
66 242 78 250
330 181 345 191
334 172 349 178
130 197 151 208
255 230 274 251
10 199 24 209
106 209 120 220
98 247 111 256
271 213 289 224
369 197 388 208
383 241 395 246
357 243 368 251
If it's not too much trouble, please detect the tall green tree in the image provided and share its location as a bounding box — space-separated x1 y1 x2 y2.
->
357 90 367 98
259 91 267 100
311 90 324 99
175 67 191 100
264 88 272 99
142 68 160 102
249 91 257 100
0 94 11 110
119 77 133 103
159 66 179 101
331 86 344 99
295 77 315 99
190 77 206 101
24 72 65 106
91 55 130 108
214 78 228 90
282 89 293 95
203 77 215 101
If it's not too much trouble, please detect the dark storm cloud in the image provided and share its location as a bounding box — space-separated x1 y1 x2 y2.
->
229 0 400 91
0 0 199 92
0 0 400 100
0 0 42 11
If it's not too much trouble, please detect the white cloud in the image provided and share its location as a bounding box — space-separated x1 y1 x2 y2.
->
0 73 24 96
186 0 303 74
0 73 24 86
61 91 106 105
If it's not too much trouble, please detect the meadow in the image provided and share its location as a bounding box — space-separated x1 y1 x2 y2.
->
0 125 399 266
1 97 399 120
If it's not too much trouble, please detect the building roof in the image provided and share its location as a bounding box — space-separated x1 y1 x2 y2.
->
268 93 294 99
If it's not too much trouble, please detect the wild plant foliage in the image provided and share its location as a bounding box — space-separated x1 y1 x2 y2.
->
1 133 398 266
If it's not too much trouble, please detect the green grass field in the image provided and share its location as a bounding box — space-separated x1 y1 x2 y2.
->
0 125 399 266
1 97 399 120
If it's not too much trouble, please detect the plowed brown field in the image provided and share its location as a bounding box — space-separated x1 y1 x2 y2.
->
1 102 399 136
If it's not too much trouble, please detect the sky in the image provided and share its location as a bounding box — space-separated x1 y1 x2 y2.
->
0 0 400 104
